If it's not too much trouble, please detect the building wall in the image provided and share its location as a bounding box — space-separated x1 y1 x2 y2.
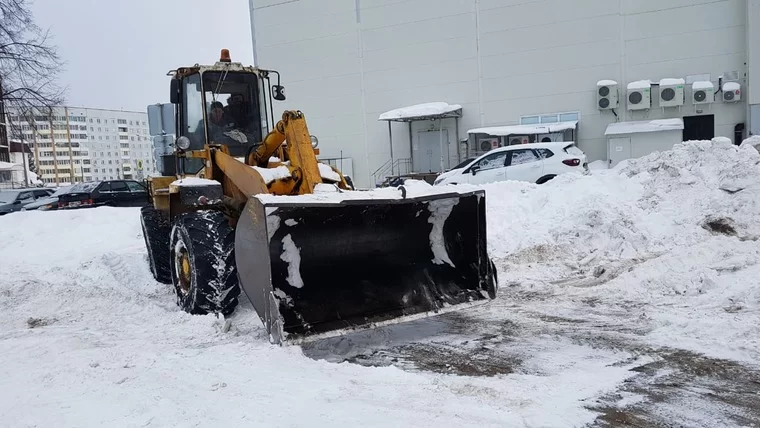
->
749 0 760 135
6 107 156 185
251 0 753 187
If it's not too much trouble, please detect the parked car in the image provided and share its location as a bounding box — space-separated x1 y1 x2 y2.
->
57 180 149 209
0 188 55 215
434 142 589 186
21 185 74 211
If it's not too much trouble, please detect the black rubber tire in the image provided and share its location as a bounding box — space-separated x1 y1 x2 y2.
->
536 175 556 185
140 206 172 284
169 210 240 316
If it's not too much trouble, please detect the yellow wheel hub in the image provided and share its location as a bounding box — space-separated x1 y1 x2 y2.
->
177 250 192 295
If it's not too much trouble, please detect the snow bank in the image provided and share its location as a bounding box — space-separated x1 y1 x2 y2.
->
0 207 638 428
740 135 760 150
483 139 760 362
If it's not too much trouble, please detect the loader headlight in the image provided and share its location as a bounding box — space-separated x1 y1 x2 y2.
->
310 135 319 149
176 136 191 151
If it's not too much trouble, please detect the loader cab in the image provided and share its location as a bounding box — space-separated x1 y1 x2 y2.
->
169 53 283 173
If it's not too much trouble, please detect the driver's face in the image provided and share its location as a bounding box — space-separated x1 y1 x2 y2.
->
210 108 224 123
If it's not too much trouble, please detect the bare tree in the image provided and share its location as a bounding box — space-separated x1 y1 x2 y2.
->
0 0 65 121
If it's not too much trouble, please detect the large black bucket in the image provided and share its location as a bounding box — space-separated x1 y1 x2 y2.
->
234 189 497 344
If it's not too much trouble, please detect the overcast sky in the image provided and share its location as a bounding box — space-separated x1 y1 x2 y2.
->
30 0 254 113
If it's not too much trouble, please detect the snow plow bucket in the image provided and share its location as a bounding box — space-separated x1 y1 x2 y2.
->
234 189 497 344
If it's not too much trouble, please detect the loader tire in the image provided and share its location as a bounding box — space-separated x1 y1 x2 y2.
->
141 206 172 284
169 210 240 316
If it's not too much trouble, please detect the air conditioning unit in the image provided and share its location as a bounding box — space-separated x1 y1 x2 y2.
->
597 80 618 110
627 80 651 110
722 81 741 103
508 135 529 145
692 81 714 104
659 78 685 107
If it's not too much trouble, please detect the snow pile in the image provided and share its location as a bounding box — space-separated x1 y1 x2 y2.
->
317 163 341 182
740 135 760 151
252 165 292 183
482 139 760 362
171 177 219 187
0 208 639 428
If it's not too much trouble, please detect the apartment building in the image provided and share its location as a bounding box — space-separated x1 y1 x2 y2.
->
6 107 158 185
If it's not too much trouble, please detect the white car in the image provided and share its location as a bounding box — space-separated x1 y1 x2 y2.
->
434 142 589 186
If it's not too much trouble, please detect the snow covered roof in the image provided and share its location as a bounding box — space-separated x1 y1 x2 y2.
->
659 78 685 86
0 161 23 171
605 119 684 136
378 102 462 122
467 121 578 136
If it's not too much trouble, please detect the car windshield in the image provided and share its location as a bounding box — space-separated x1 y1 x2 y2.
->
0 191 19 203
69 182 100 193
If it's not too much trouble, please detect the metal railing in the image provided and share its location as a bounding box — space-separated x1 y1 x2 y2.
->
372 157 411 186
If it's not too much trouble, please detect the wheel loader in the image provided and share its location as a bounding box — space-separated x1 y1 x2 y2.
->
141 49 498 344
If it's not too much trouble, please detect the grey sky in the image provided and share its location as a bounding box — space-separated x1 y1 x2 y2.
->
31 0 254 113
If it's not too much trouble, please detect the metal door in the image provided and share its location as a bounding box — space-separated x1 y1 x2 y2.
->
608 137 631 168
413 130 448 173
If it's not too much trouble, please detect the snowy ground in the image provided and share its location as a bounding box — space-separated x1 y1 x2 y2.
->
1 139 759 427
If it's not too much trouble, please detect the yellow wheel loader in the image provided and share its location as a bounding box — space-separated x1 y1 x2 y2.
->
141 49 498 344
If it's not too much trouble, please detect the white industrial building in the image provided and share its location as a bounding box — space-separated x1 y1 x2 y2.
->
6 107 157 185
250 0 760 188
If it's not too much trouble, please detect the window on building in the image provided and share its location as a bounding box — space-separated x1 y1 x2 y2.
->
520 111 579 125
118 119 127 125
